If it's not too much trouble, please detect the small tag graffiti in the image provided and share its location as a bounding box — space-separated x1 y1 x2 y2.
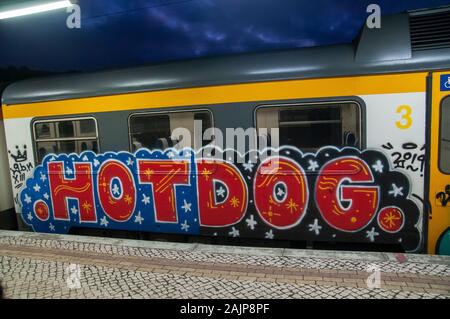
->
436 185 450 207
382 142 425 177
8 145 33 190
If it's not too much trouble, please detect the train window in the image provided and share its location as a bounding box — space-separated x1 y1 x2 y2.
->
194 112 213 147
440 97 450 173
256 102 361 151
33 118 99 164
129 110 213 152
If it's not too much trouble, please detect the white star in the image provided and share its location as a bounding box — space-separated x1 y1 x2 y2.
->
43 193 49 200
142 194 150 205
265 229 274 239
40 173 47 182
245 214 258 230
366 227 379 242
167 151 175 158
184 152 191 158
93 159 100 167
388 183 404 198
134 211 144 225
126 157 134 166
24 194 32 204
49 156 56 161
70 206 78 215
216 187 226 198
180 220 190 232
100 216 109 227
27 212 33 221
228 227 240 237
65 167 73 175
307 160 319 172
33 183 41 192
242 161 255 172
308 219 322 235
276 187 285 197
49 223 55 232
372 160 384 173
112 184 120 195
181 199 192 213
82 155 89 161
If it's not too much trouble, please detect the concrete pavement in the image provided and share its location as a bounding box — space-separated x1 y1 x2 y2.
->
0 230 449 299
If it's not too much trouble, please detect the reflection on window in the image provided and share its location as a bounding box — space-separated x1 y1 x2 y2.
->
34 118 99 163
256 102 361 152
129 110 213 152
440 97 450 173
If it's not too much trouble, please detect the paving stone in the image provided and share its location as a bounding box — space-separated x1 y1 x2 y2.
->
0 231 449 299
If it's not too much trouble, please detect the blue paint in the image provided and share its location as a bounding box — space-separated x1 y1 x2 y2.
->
20 149 200 235
440 74 450 91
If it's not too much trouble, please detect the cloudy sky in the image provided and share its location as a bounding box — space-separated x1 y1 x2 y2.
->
0 0 449 72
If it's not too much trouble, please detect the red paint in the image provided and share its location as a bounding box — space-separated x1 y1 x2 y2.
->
138 160 190 223
34 200 49 221
98 160 136 222
197 159 247 226
254 157 308 228
48 162 96 222
315 157 379 232
377 206 404 233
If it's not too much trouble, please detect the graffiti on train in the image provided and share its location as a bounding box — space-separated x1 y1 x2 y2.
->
19 146 421 252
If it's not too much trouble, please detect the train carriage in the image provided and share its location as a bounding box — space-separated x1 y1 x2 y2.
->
1 7 450 254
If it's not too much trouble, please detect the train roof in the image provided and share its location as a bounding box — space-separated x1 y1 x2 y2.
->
2 6 450 106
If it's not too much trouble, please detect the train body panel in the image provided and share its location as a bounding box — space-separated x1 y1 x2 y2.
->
0 111 14 212
0 71 437 253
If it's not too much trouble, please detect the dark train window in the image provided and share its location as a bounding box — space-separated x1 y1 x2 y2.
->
440 96 450 173
256 102 361 152
33 118 99 164
129 110 213 152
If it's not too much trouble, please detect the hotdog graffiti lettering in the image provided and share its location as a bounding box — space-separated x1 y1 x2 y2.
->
20 147 422 252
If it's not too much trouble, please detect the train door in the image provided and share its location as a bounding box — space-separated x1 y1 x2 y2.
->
428 71 450 255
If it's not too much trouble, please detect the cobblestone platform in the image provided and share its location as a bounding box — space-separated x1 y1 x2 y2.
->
0 230 449 299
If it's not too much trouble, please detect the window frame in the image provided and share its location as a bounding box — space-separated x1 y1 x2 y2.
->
32 116 100 164
127 108 214 152
254 100 364 150
438 95 450 174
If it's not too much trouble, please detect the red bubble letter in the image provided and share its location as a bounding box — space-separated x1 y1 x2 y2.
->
98 160 136 222
254 157 308 229
315 157 379 232
138 160 190 223
197 159 247 227
48 162 96 222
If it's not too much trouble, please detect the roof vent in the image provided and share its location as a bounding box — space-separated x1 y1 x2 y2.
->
410 8 450 51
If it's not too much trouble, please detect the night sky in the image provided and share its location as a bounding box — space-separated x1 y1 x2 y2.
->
1 0 450 72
